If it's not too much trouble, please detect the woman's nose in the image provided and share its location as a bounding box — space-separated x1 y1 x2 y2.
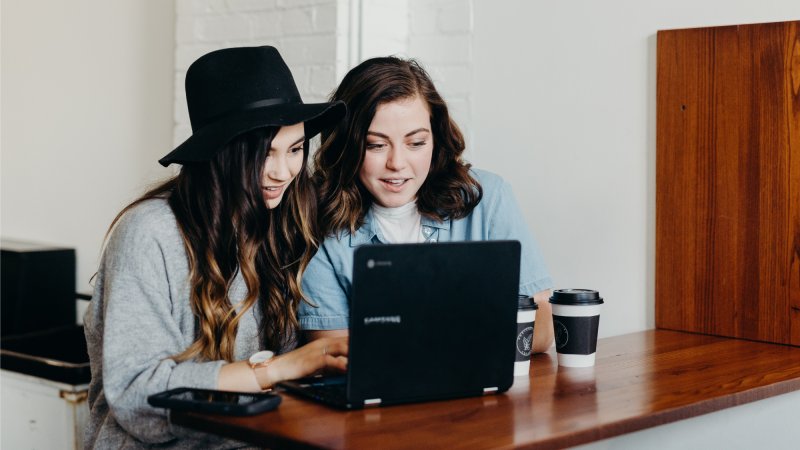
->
385 148 406 170
266 155 291 181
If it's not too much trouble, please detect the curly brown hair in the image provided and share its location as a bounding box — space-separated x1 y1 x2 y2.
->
105 127 317 362
313 56 482 236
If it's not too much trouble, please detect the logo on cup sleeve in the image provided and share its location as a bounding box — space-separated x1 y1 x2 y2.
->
516 326 534 357
554 320 569 349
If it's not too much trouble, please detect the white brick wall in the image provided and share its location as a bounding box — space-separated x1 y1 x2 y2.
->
360 0 410 60
172 0 474 151
407 0 473 149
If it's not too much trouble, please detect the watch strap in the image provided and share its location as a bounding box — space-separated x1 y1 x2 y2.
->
252 361 272 390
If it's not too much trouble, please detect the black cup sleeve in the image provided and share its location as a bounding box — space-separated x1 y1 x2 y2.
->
553 315 600 355
515 320 536 361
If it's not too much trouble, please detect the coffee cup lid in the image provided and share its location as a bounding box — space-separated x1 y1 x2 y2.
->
549 289 604 305
518 294 539 310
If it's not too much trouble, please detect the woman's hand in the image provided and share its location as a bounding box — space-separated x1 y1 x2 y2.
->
219 336 348 392
265 336 348 386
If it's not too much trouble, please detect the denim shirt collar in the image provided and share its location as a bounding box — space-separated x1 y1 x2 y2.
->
348 207 451 247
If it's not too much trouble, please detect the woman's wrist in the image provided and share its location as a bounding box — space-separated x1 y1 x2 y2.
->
218 361 262 392
252 357 282 390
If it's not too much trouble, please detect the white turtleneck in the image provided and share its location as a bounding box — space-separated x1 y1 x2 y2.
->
371 201 424 244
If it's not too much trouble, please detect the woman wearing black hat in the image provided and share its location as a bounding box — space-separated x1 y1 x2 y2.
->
83 46 346 448
299 56 554 352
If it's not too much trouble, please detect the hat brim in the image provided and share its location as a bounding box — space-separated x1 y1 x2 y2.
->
159 100 346 166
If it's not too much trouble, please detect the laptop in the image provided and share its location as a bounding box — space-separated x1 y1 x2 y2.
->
279 240 521 409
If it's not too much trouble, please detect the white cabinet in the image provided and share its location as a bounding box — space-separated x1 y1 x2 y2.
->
1 370 88 449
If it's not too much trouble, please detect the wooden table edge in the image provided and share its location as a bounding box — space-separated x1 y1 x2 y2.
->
525 376 800 450
171 410 327 450
169 330 800 449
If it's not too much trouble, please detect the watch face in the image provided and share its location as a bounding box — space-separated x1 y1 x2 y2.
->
249 350 274 365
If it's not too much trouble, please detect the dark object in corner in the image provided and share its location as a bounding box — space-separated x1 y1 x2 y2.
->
1 239 76 336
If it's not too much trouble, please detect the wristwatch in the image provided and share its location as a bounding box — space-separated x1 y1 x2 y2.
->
248 350 275 390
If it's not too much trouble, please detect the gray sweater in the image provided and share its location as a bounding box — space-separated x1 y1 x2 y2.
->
84 199 282 449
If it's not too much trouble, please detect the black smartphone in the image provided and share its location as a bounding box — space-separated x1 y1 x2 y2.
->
148 387 281 416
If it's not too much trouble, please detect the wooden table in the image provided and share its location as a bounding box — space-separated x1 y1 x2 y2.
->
172 330 800 449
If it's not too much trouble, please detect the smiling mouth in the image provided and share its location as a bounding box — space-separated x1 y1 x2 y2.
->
262 185 286 199
380 178 410 186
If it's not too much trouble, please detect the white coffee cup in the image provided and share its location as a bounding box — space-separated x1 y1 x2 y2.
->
549 289 603 368
514 295 538 376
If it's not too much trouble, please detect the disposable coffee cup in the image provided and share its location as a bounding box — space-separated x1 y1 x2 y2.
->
514 294 538 376
549 289 603 368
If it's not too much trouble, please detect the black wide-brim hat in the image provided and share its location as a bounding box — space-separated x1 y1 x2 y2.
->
159 46 346 166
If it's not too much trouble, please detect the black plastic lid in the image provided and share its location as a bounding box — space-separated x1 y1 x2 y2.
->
518 294 539 310
548 289 604 305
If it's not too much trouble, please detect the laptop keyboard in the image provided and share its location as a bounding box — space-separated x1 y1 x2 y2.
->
285 376 348 405
305 383 348 404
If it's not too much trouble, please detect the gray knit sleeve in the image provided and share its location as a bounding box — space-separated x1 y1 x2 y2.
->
92 201 224 444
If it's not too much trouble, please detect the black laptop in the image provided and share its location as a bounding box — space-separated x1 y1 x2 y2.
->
279 240 521 409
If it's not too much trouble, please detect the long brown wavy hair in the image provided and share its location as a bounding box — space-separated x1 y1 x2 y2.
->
106 127 317 362
313 56 482 236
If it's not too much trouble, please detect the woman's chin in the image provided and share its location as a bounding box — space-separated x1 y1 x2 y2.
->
264 195 285 209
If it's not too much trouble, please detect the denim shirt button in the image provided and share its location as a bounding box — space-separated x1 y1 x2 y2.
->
429 238 437 243
422 227 434 237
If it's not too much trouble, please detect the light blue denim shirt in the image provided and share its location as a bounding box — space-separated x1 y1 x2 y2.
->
299 168 553 330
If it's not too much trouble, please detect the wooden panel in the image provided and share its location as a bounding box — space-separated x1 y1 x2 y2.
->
656 21 800 346
171 331 800 450
789 23 800 347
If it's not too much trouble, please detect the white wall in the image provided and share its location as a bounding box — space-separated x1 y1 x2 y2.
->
1 0 175 294
471 0 800 338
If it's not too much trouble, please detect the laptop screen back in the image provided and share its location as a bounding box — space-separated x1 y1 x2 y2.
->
347 240 521 406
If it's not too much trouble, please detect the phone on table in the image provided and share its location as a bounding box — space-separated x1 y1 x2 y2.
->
148 387 281 416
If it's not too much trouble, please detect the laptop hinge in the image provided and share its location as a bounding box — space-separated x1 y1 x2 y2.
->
483 387 499 394
364 398 382 407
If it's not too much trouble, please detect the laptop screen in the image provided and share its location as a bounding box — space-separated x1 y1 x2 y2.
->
346 240 521 406
281 240 521 409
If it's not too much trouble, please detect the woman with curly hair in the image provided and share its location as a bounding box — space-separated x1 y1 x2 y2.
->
300 56 554 353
